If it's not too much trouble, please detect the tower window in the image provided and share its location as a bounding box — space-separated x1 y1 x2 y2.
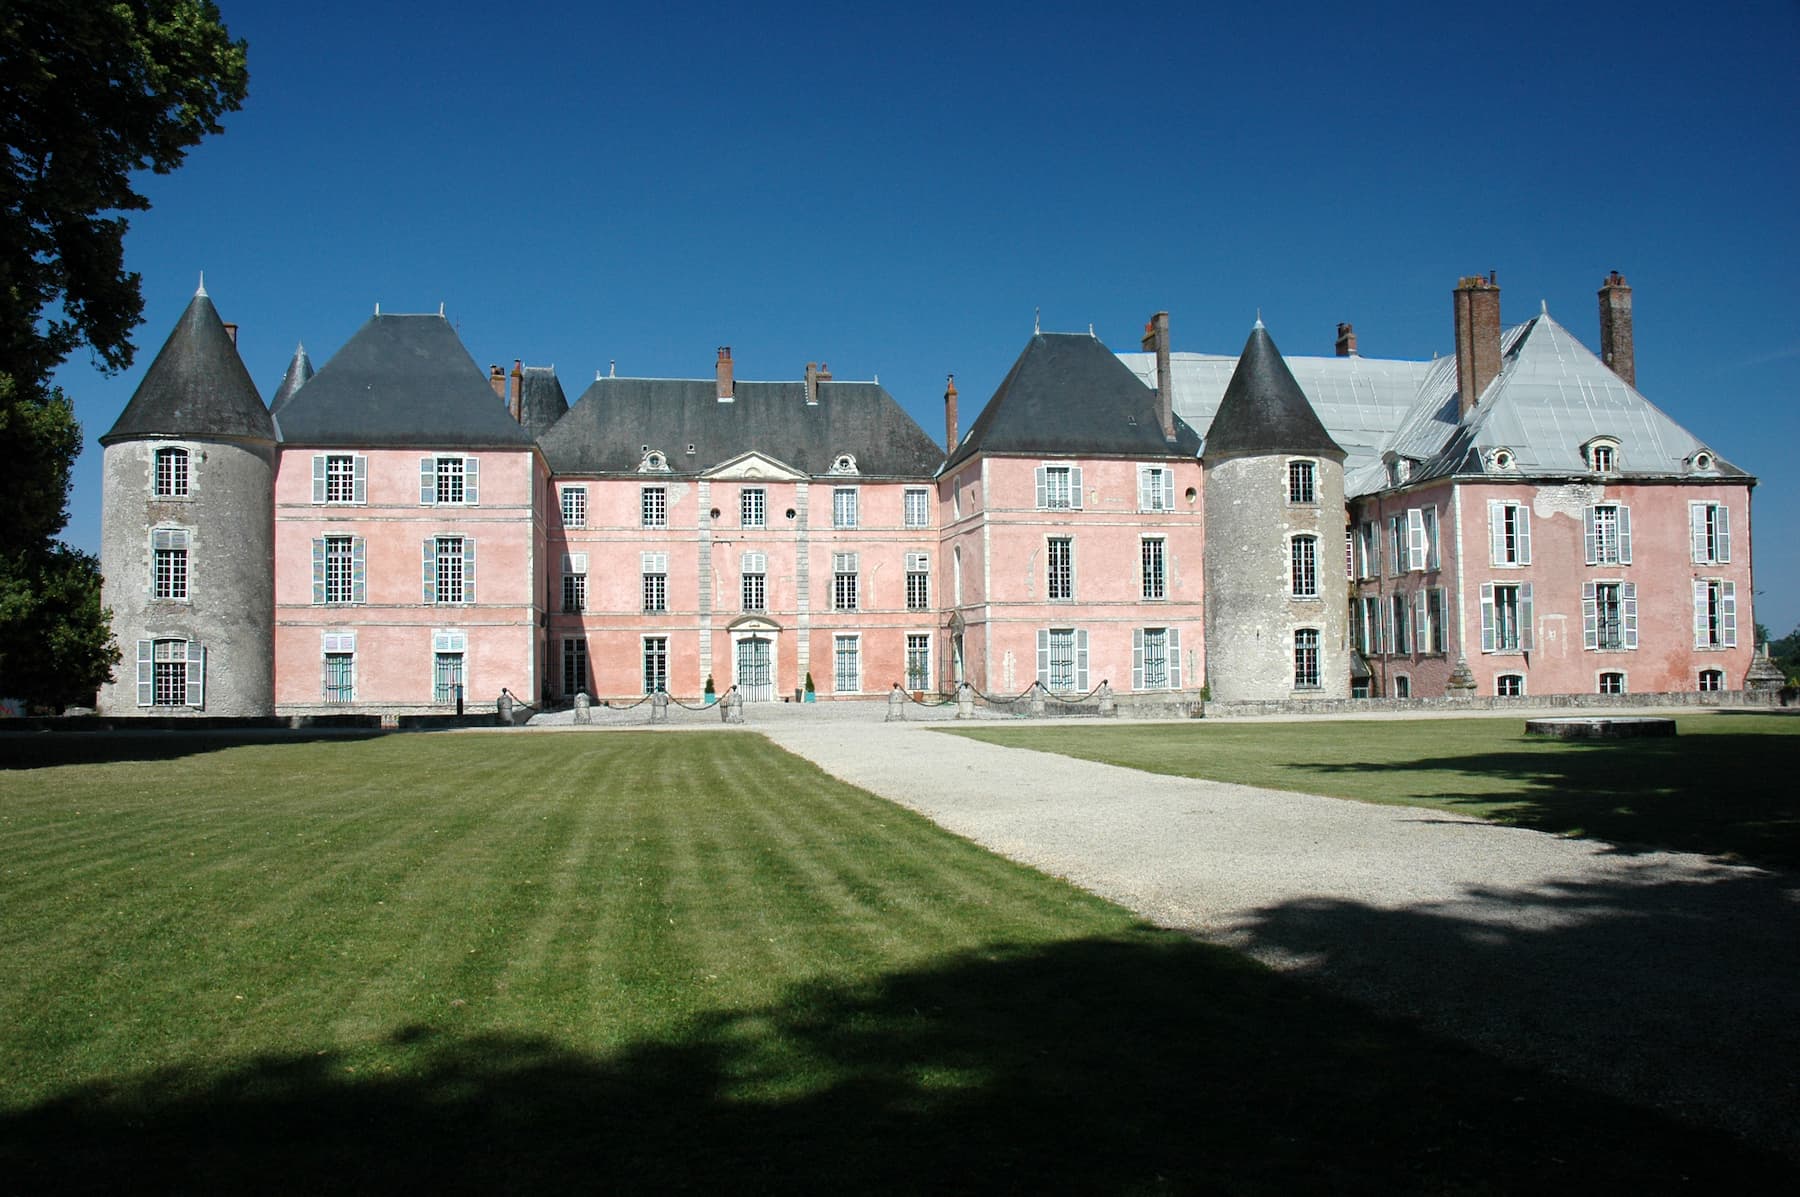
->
154 447 189 497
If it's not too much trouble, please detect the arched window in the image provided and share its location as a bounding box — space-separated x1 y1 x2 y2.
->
154 447 189 497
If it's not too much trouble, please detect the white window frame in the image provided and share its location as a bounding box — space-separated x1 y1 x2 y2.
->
420 455 478 506
1583 503 1633 566
316 453 366 505
1689 502 1731 564
432 630 467 704
1047 536 1074 601
1293 628 1321 690
1142 537 1167 600
1139 465 1175 512
641 485 668 528
1698 668 1725 692
832 487 859 529
151 526 190 601
1693 579 1737 649
1357 520 1379 579
905 552 930 612
1037 627 1088 693
642 636 669 694
322 632 356 704
642 551 669 614
905 633 931 692
1035 464 1082 511
562 552 588 613
741 550 767 613
1598 670 1627 696
904 487 931 528
560 486 587 529
1488 500 1532 565
1390 592 1411 655
423 535 475 605
833 633 862 694
136 637 203 707
1289 534 1317 599
1582 580 1637 651
1480 582 1533 653
1287 459 1317 505
154 446 190 498
1133 626 1183 691
315 534 366 605
832 552 859 612
1496 673 1526 697
741 487 767 529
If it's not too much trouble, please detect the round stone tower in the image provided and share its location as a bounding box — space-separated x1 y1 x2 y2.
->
1202 321 1350 703
96 282 276 716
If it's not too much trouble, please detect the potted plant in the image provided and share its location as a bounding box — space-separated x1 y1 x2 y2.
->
803 672 816 703
704 675 716 706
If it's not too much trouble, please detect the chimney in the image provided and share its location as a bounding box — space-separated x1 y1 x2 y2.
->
1141 311 1174 441
1452 273 1502 417
804 362 819 405
489 364 506 403
716 347 734 401
510 359 524 422
817 362 832 383
944 374 959 454
1335 322 1357 357
222 322 239 347
1598 270 1635 387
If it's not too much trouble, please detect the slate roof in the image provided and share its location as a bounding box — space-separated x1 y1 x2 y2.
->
518 366 569 440
944 332 1201 470
268 342 313 416
101 290 274 445
1201 324 1345 463
273 314 536 449
539 377 942 477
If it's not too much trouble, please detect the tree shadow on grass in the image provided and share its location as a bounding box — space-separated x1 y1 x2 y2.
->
0 730 389 770
1305 726 1800 869
3 935 1791 1195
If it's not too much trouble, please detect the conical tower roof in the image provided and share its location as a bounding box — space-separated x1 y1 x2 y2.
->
101 286 274 445
269 342 314 415
1201 322 1344 463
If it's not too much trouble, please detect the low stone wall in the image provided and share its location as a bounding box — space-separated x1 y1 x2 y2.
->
1202 688 1785 720
0 713 384 732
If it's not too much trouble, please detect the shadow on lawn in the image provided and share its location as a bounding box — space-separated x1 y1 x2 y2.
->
3 935 1793 1194
0 729 388 770
1307 723 1800 870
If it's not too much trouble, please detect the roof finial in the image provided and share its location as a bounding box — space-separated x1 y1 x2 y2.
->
438 301 445 317
196 271 208 298
1088 322 1095 337
609 360 616 378
1034 307 1041 335
1540 298 1548 315
374 301 381 316
1254 308 1264 330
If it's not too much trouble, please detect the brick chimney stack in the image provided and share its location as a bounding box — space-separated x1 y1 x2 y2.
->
944 374 959 454
1335 322 1357 357
1452 273 1502 417
716 347 734 401
489 364 506 403
1598 270 1635 387
1141 311 1174 441
804 362 819 405
817 362 832 383
510 359 524 421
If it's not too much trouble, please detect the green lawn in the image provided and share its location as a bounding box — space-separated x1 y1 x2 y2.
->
1 731 1790 1191
946 712 1800 869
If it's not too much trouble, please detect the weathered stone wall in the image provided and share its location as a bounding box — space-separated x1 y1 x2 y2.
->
1203 687 1783 719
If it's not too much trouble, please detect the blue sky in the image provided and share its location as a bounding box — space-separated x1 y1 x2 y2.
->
54 0 1800 631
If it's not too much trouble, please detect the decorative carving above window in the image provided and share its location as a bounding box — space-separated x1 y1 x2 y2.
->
1488 447 1516 472
829 453 858 475
639 449 670 473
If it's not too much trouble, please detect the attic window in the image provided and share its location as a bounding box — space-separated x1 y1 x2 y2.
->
1583 437 1620 474
1387 457 1413 487
1489 448 1516 472
1690 450 1715 473
639 450 669 473
829 454 858 475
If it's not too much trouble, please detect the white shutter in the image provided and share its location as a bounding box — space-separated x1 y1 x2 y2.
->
422 538 437 603
1069 467 1083 509
312 454 327 503
1716 506 1731 563
185 642 205 707
136 640 153 706
1036 629 1050 687
1414 591 1429 650
1067 539 1077 599
352 538 367 604
312 538 327 604
1480 584 1496 653
420 457 436 504
1694 580 1710 648
1167 627 1182 689
1161 469 1175 511
1407 509 1426 571
1690 503 1708 563
1622 582 1638 650
1516 507 1531 564
1520 583 1535 652
1618 505 1632 564
1582 582 1598 649
1583 506 1598 565
463 538 477 603
1137 466 1152 511
353 455 368 504
1722 581 1737 647
1489 501 1505 564
464 457 479 505
1035 467 1047 509
1075 629 1089 691
1132 628 1145 690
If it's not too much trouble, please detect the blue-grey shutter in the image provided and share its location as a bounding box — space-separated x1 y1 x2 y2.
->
353 455 367 504
1690 504 1708 563
1583 507 1598 565
352 538 367 603
1161 469 1174 511
1069 467 1083 509
312 538 326 604
420 458 436 505
1035 467 1047 508
1622 582 1638 649
1075 629 1089 691
464 537 477 603
1415 591 1428 651
1488 501 1505 564
464 457 479 505
1694 580 1709 648
312 455 327 503
1516 508 1531 564
1168 627 1182 689
1716 506 1730 563
136 640 153 706
1618 505 1632 564
1036 629 1050 687
1480 584 1496 652
1520 583 1535 652
1137 467 1151 511
1582 582 1598 649
422 538 437 603
185 642 204 707
1132 628 1145 690
1721 581 1736 647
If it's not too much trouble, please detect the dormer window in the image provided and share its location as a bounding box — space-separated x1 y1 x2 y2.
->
1488 447 1516 472
829 453 858 475
1583 437 1620 474
1384 454 1413 487
1689 450 1715 473
639 449 669 473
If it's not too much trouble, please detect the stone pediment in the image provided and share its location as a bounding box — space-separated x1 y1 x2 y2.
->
703 451 806 482
726 615 783 634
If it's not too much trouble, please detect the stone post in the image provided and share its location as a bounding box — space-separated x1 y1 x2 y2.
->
651 690 670 724
496 690 514 726
1097 681 1116 718
956 681 974 720
1445 656 1478 699
886 683 907 722
1028 682 1046 718
573 692 591 724
720 686 745 724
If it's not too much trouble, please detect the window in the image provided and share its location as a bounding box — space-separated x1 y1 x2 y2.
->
643 637 668 694
1287 460 1316 504
1496 674 1525 697
1585 439 1618 473
1599 671 1626 695
1290 536 1317 599
1140 465 1175 512
562 553 588 613
832 552 859 612
1402 508 1434 571
906 634 931 691
1694 580 1736 648
642 552 668 614
905 488 930 528
1047 537 1073 601
1036 465 1081 510
322 643 354 704
136 638 202 707
1390 592 1411 655
563 638 588 697
1357 595 1382 655
832 487 858 529
154 447 189 497
1133 627 1183 690
1294 628 1321 689
741 487 766 528
561 486 587 528
1394 675 1411 699
641 486 667 528
1481 582 1533 653
833 634 861 693
313 454 365 505
315 535 364 605
432 631 466 704
1422 588 1447 655
1584 504 1632 565
1357 521 1379 579
905 552 930 611
1037 628 1088 692
1488 501 1531 565
1420 507 1439 570
1690 503 1731 564
1143 538 1167 600
152 528 189 600
1698 669 1725 692
420 456 478 505
424 536 473 604
1582 581 1637 651
741 551 766 612
1387 515 1406 576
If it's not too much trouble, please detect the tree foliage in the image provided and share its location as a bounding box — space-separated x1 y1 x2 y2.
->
0 0 247 708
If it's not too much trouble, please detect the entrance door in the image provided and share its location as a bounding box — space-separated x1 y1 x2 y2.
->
736 637 773 701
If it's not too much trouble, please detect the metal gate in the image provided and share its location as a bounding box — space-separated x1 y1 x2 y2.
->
736 637 773 702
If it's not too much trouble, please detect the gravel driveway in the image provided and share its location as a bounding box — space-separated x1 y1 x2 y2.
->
759 716 1800 1160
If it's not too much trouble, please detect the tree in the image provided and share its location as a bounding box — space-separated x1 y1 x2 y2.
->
0 0 248 708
